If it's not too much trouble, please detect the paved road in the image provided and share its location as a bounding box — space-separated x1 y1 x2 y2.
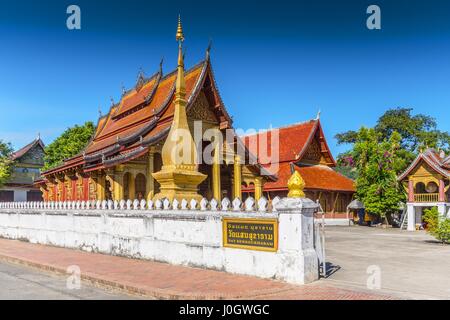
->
322 226 450 300
0 261 134 300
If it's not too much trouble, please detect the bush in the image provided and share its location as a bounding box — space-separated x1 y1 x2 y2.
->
423 207 450 244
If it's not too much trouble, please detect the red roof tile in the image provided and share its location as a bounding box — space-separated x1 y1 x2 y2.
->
245 162 355 192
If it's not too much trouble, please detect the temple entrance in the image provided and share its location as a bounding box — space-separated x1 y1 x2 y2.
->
105 179 112 200
135 173 146 200
123 172 131 200
154 153 162 194
221 164 233 199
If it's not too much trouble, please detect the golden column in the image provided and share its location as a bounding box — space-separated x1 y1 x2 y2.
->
233 155 242 199
212 145 221 201
152 16 207 202
96 172 106 201
146 148 155 202
113 166 124 201
128 172 135 200
254 177 263 201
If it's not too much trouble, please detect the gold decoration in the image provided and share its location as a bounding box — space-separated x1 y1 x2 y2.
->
287 170 305 198
187 91 218 123
176 15 184 42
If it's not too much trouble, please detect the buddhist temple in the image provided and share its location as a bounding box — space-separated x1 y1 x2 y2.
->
0 137 45 202
38 18 274 203
398 148 450 230
242 118 355 216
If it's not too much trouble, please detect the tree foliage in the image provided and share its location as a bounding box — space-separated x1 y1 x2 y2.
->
336 108 450 175
335 108 449 221
341 127 405 218
43 122 95 171
423 207 450 244
337 108 450 151
0 140 14 187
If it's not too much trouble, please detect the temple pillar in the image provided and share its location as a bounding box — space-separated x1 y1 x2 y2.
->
407 203 416 231
96 172 106 201
233 155 242 199
212 146 221 201
408 180 414 202
254 177 263 201
146 149 155 202
439 179 445 202
128 172 136 200
113 167 124 201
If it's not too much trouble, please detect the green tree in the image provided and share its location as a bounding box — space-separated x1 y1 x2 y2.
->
342 128 405 221
43 122 95 171
423 207 450 244
0 140 14 187
337 108 450 152
336 108 450 175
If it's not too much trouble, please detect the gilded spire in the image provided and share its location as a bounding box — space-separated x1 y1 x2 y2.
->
175 15 186 100
176 15 184 42
151 16 207 202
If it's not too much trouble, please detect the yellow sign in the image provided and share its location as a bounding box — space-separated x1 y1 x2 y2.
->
222 218 278 252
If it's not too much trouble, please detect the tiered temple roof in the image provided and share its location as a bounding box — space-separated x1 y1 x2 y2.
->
41 52 271 179
242 119 355 193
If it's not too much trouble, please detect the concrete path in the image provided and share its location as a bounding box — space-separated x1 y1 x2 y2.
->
323 226 450 300
0 238 391 300
0 260 132 300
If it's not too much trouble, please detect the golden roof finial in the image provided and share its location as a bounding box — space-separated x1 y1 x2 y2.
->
176 14 184 43
287 170 306 198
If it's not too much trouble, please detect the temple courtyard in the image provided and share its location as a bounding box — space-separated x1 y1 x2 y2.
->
0 226 448 300
323 226 450 300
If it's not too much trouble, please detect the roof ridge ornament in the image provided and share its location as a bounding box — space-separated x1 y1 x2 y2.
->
136 68 145 91
316 109 321 120
98 106 102 118
159 57 164 74
206 39 212 60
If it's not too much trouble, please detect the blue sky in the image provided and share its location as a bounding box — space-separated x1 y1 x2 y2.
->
0 0 449 156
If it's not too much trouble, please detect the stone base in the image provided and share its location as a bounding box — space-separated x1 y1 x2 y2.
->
152 166 207 202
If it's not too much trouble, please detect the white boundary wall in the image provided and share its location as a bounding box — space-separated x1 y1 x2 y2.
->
0 196 319 284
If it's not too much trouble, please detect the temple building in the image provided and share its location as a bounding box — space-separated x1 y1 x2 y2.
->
398 148 450 231
0 137 45 202
242 118 355 216
38 18 274 203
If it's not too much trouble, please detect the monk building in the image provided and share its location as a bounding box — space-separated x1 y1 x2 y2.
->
242 118 355 216
398 148 450 231
0 137 45 202
38 18 274 204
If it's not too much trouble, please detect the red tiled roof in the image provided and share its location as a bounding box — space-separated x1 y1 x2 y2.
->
241 120 354 193
42 56 257 177
244 162 354 192
243 120 317 164
86 63 205 155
